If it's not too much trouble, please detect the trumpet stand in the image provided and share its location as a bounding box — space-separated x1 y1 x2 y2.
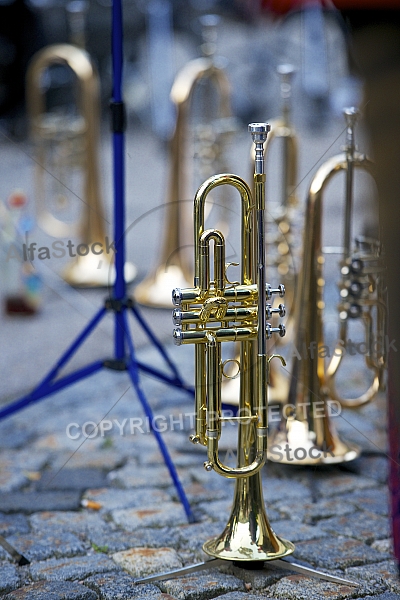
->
137 124 356 587
0 0 195 524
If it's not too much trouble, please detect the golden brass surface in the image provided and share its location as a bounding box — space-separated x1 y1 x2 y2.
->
133 50 234 308
173 124 294 562
268 108 385 465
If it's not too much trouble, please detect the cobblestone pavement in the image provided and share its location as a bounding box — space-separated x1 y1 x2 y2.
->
0 334 396 599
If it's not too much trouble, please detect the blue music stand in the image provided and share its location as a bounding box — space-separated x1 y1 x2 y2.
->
0 0 195 523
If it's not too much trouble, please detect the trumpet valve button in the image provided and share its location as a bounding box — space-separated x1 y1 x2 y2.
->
172 288 183 306
172 308 182 326
173 328 183 346
204 461 213 472
189 434 200 444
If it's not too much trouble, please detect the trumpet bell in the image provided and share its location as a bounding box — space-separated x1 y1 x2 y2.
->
203 474 294 561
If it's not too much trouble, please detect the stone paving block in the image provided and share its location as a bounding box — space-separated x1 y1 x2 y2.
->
83 571 168 599
0 492 82 513
351 456 388 485
371 539 393 554
196 499 281 524
173 521 230 554
317 510 390 543
230 562 287 589
0 562 21 594
346 560 400 593
111 502 188 531
0 513 30 536
0 531 87 562
36 468 109 491
29 510 110 536
0 468 28 492
272 519 329 543
49 449 124 472
278 498 356 524
0 423 35 450
158 570 245 600
171 481 232 505
82 487 171 512
112 547 182 577
261 477 313 504
3 580 99 599
30 553 118 582
339 487 389 516
315 473 379 498
217 594 278 600
269 573 361 600
353 594 400 600
293 537 391 570
107 462 189 489
89 526 181 554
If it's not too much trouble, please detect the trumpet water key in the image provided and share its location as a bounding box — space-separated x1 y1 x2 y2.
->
136 123 358 587
268 107 384 466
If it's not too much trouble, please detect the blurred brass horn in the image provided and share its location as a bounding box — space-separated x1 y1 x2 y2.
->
268 107 385 465
133 15 235 308
26 43 136 287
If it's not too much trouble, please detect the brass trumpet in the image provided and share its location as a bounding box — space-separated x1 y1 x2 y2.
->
27 44 136 287
172 123 294 562
134 15 235 308
268 107 385 465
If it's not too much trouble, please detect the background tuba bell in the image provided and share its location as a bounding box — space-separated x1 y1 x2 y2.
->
268 107 385 466
172 123 294 561
26 20 136 287
134 15 235 308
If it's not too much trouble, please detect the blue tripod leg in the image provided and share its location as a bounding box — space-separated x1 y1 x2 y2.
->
122 311 195 523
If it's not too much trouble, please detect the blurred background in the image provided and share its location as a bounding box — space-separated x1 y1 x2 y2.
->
0 0 381 403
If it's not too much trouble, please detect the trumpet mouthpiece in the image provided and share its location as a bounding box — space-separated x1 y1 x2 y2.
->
248 122 270 144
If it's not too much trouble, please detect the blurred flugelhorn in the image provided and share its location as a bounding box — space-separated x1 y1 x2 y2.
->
27 42 136 287
268 108 385 465
172 123 294 561
134 15 235 308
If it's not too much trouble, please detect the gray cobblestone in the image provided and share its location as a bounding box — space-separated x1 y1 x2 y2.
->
339 488 390 516
81 487 171 512
29 553 118 581
36 469 109 491
29 510 110 536
82 572 165 599
111 503 188 531
269 574 361 599
112 546 182 577
87 526 178 554
230 563 287 589
0 513 30 536
278 498 356 524
352 456 389 485
107 461 189 489
158 570 245 600
318 511 390 543
315 473 379 498
3 581 99 599
0 531 87 562
346 560 400 593
293 537 391 569
272 519 329 543
0 562 21 594
0 492 82 513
